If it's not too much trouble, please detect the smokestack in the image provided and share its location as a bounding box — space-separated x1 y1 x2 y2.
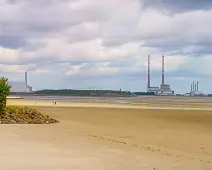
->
191 84 193 92
25 71 28 88
193 81 195 92
195 83 197 92
162 56 165 85
148 55 150 88
197 81 199 91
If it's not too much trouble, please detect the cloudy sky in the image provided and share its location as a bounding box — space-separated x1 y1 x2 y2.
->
1 0 212 93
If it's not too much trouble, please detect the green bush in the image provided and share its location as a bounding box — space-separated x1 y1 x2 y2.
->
0 77 11 115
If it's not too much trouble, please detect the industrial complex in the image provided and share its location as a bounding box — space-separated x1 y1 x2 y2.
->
147 55 174 96
146 55 206 96
186 81 203 96
6 55 175 95
5 55 207 96
8 72 32 93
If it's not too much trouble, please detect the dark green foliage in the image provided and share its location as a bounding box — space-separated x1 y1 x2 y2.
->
35 89 132 97
0 77 11 115
132 92 155 96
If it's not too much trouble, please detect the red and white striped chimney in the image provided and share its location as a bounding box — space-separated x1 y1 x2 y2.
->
162 56 165 85
148 55 150 88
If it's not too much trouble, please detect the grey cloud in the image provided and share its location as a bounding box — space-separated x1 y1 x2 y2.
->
0 0 112 49
102 36 140 47
142 0 212 13
24 42 47 51
0 35 26 49
138 8 212 56
143 38 212 56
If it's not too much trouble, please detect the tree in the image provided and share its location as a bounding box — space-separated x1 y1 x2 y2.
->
0 77 11 115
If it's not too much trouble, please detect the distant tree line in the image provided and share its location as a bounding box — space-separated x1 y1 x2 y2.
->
35 89 132 97
132 92 155 96
34 89 156 97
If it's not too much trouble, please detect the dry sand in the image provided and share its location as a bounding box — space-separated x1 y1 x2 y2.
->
1 99 212 170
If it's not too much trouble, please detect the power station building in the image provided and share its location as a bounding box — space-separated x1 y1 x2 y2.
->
189 81 203 96
147 55 174 96
8 72 32 93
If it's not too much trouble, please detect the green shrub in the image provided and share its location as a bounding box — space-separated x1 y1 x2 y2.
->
0 77 11 115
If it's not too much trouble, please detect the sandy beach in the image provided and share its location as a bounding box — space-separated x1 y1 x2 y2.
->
1 98 212 170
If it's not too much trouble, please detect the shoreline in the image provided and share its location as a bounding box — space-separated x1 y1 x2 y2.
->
7 99 212 111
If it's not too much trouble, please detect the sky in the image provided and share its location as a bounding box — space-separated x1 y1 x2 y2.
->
1 0 212 93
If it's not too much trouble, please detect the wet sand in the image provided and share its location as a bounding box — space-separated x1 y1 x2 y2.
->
1 99 212 169
7 98 212 110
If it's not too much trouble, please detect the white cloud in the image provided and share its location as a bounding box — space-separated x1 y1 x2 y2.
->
0 64 26 74
30 69 52 75
65 62 119 77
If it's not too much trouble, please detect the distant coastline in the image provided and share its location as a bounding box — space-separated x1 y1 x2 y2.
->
10 89 155 97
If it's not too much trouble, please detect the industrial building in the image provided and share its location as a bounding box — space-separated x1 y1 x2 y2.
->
147 55 174 96
8 72 32 93
189 81 203 96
